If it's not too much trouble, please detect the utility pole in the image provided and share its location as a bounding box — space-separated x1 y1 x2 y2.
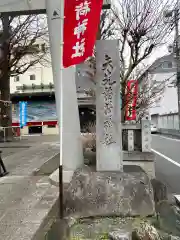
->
174 0 180 129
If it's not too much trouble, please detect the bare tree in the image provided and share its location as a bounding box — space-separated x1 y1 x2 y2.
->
81 0 176 121
82 64 170 122
0 14 49 140
113 0 175 119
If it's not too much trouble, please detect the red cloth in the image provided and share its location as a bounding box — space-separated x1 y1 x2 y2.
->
63 0 103 68
125 80 138 121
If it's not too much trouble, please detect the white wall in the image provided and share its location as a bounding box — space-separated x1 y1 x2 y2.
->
149 72 178 115
10 63 53 94
158 114 179 130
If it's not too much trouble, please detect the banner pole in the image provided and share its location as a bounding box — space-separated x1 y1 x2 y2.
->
59 0 64 220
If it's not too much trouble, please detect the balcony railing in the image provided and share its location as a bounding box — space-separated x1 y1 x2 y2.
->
16 83 54 91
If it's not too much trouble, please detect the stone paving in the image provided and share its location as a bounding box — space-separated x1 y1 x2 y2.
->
4 143 59 174
0 176 59 240
0 135 59 158
0 135 60 240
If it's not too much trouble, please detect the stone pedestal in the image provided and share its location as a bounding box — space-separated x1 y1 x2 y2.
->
64 165 155 218
95 40 123 171
141 120 151 152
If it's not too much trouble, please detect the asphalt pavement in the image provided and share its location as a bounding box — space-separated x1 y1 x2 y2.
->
151 134 180 194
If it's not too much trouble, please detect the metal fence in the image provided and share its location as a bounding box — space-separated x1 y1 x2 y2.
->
0 126 21 142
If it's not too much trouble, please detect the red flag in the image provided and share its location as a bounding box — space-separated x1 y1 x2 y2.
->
125 80 138 121
63 0 103 68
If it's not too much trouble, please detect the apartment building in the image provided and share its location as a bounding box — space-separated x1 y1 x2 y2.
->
139 54 178 116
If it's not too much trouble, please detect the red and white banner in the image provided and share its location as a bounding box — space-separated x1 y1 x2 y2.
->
63 0 103 68
125 80 138 121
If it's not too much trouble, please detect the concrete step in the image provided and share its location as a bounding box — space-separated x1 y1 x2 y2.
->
34 153 59 176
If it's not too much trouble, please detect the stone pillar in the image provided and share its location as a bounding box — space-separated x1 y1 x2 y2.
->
141 119 151 152
96 40 123 171
46 0 83 179
128 130 134 151
62 67 84 171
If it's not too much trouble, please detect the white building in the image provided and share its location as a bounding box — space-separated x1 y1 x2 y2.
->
140 54 178 116
10 57 95 135
11 63 54 94
10 40 54 95
10 57 94 97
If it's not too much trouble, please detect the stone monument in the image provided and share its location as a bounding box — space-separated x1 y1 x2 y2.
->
96 40 123 171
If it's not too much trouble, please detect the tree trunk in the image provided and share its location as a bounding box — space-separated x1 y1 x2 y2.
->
0 15 12 141
0 75 12 141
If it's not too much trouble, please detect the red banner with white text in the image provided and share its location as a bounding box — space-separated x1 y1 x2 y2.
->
125 80 138 121
63 0 103 68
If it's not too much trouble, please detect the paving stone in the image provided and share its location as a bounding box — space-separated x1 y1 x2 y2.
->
9 223 40 240
0 223 20 240
0 176 29 184
0 140 60 240
4 144 59 174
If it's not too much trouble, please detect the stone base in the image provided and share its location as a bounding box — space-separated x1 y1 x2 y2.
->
123 151 155 179
84 151 156 179
49 167 74 186
124 161 155 179
49 151 156 186
64 165 155 218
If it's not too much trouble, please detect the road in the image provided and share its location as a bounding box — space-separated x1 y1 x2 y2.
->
152 134 180 194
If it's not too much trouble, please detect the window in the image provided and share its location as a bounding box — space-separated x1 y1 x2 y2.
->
162 61 173 69
14 76 20 82
30 74 36 81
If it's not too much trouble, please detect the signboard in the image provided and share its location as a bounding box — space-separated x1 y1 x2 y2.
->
125 80 138 121
19 101 27 127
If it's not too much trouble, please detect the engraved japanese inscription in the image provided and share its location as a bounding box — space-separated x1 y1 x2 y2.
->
101 54 117 145
96 40 123 171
